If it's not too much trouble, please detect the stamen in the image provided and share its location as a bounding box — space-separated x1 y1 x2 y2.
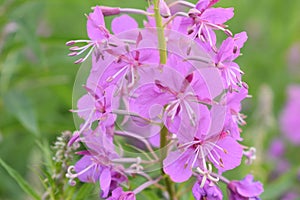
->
178 140 200 149
191 146 201 168
207 142 227 154
200 146 207 171
183 100 196 126
106 64 129 82
204 25 214 48
207 149 223 168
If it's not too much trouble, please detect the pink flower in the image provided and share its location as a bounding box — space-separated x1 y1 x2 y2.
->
192 178 223 200
178 0 234 48
227 174 264 200
107 187 136 200
280 85 300 144
213 32 248 89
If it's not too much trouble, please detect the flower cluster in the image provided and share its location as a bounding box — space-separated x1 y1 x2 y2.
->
66 0 263 199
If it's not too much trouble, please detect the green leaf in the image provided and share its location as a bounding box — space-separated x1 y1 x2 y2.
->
0 53 20 93
0 158 41 200
3 90 40 136
9 1 45 64
74 184 96 200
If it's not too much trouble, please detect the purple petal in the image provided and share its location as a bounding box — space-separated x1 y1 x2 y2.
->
100 167 112 198
112 14 138 34
236 175 264 197
209 136 243 171
87 6 108 40
202 8 234 24
74 155 101 183
193 179 223 200
163 149 193 182
216 37 235 63
234 31 248 49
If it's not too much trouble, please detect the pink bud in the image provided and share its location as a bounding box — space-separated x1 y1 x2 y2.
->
159 0 171 18
99 6 121 16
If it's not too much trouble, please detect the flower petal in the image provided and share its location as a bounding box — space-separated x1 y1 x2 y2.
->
112 15 138 34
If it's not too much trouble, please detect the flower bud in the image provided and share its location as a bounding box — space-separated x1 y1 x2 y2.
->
159 0 171 18
99 6 121 16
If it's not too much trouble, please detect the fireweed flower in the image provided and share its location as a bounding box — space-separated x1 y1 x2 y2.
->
192 177 223 200
213 32 248 90
177 0 234 48
280 85 300 144
66 129 127 198
66 6 111 64
163 119 243 182
227 174 264 200
129 61 212 138
222 86 248 140
66 0 263 199
107 187 136 200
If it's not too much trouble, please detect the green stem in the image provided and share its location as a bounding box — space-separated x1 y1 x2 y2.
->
160 126 175 200
153 0 167 64
152 1 175 199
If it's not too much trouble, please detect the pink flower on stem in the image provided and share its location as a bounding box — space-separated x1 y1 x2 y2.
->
280 85 300 144
178 0 234 48
227 174 264 200
192 177 223 200
213 32 248 90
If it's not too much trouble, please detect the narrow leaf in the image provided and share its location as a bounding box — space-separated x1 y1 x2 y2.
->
0 158 41 200
3 90 40 136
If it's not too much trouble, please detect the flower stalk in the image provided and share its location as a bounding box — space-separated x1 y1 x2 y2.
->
153 0 167 65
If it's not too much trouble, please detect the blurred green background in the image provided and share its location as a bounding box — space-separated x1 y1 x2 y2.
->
0 0 299 199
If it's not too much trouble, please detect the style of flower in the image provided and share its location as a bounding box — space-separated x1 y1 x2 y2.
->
227 174 264 200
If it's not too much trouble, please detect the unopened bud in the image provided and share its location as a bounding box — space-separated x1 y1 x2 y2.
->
159 0 171 18
99 6 121 16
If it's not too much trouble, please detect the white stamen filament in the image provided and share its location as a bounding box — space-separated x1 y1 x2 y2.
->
204 25 214 48
127 66 136 88
76 109 95 136
106 64 129 82
183 100 196 126
178 140 200 150
207 141 227 153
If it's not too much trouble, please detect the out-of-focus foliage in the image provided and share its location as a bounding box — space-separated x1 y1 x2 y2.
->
0 0 299 199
